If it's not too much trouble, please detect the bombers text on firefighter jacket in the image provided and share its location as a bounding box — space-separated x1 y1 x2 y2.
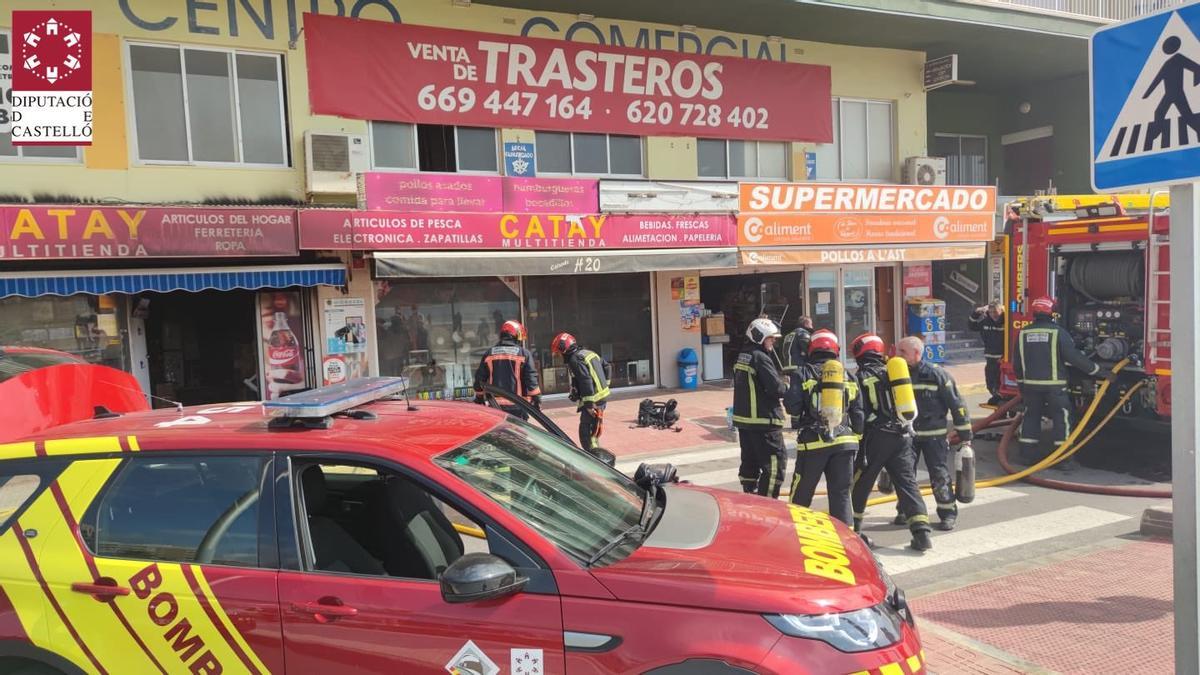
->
474 337 541 401
781 327 812 375
785 354 864 450
732 344 788 429
1014 315 1100 388
910 360 973 442
968 310 1006 359
856 355 905 433
566 348 611 410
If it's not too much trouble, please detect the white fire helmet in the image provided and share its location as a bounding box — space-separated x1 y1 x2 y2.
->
746 318 782 344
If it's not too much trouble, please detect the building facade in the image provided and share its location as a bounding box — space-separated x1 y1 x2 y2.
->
1 0 1005 403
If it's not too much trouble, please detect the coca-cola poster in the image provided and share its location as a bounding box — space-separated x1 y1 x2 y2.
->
258 291 310 400
322 297 369 386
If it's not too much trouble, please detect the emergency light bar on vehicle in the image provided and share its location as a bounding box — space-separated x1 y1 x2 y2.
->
263 377 410 419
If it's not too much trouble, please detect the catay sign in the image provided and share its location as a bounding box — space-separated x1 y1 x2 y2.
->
0 207 298 259
737 183 997 246
305 15 832 142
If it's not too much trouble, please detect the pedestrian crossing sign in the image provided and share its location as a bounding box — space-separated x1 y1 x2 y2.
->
1091 1 1200 191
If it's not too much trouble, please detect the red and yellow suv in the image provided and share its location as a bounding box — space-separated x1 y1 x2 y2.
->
0 378 923 674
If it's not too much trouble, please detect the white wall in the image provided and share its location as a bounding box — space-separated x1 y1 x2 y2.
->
653 271 704 389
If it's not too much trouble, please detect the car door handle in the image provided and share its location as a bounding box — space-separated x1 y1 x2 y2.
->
71 578 131 602
290 600 358 623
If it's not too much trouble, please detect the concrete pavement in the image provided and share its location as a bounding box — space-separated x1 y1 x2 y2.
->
564 360 1175 675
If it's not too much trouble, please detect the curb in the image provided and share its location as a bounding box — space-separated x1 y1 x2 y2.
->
1140 501 1173 539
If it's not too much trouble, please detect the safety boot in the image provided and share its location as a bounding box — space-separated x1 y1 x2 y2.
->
937 514 957 531
910 530 933 551
893 513 907 527
858 532 876 549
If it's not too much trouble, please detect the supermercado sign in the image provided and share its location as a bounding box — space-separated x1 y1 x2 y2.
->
0 206 298 259
737 183 997 246
305 15 832 142
298 211 734 250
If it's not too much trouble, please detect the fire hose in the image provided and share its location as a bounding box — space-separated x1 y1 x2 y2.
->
777 358 1172 502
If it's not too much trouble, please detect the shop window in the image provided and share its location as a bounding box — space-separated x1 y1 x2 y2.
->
814 98 894 182
697 139 787 179
0 32 81 163
81 456 268 568
372 123 498 173
933 134 989 185
375 276 520 399
0 294 131 371
534 131 643 176
127 42 287 166
523 273 654 394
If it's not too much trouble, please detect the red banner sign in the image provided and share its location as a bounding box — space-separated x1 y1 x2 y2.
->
298 210 734 250
305 15 832 142
0 206 299 259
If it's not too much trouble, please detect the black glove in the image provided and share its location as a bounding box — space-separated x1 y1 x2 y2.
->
568 389 580 402
531 395 542 410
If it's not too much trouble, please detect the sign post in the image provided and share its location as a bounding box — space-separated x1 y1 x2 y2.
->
1091 5 1200 672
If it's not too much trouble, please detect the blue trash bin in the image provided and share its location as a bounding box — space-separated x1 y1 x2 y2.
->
678 348 700 390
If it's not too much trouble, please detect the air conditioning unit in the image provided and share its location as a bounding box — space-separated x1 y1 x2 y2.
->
903 156 947 186
304 131 368 195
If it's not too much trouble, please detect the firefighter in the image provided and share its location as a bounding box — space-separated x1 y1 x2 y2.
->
473 319 541 419
781 316 815 376
786 330 863 526
895 336 973 531
551 332 611 452
969 302 1007 405
1014 296 1105 465
850 333 933 552
732 318 789 497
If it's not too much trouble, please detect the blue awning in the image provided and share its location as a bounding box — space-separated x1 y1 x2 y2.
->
0 264 347 298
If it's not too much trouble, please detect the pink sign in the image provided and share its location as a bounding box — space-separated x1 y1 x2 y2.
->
501 177 598 214
360 173 599 214
0 206 298 259
299 211 734 250
358 173 503 212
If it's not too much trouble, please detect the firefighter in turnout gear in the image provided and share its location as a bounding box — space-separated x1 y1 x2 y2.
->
785 330 864 526
896 336 973 531
969 302 1007 405
732 318 789 498
1014 296 1103 465
850 333 933 552
781 316 815 376
474 320 541 419
551 332 611 452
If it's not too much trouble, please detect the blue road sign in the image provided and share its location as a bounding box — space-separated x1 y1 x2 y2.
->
504 142 536 177
1091 2 1200 191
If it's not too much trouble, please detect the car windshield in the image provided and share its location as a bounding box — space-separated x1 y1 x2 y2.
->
0 350 79 384
435 420 645 564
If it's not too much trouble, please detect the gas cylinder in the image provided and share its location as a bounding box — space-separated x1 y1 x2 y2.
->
955 442 976 503
818 359 846 438
886 356 918 431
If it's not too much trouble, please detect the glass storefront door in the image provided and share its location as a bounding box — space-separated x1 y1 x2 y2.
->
522 273 654 394
806 269 839 333
375 276 521 399
843 268 875 344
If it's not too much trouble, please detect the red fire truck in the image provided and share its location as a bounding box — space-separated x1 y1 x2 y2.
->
998 193 1171 425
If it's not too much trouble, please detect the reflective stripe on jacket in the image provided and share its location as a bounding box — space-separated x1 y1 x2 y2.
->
968 310 1006 359
1015 317 1101 387
911 360 973 441
785 356 864 451
733 345 787 429
567 348 611 408
474 338 541 400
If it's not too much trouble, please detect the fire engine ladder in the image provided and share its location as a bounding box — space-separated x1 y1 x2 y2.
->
1146 227 1171 369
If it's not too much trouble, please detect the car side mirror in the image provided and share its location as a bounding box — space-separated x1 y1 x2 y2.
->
440 553 528 604
586 446 617 467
